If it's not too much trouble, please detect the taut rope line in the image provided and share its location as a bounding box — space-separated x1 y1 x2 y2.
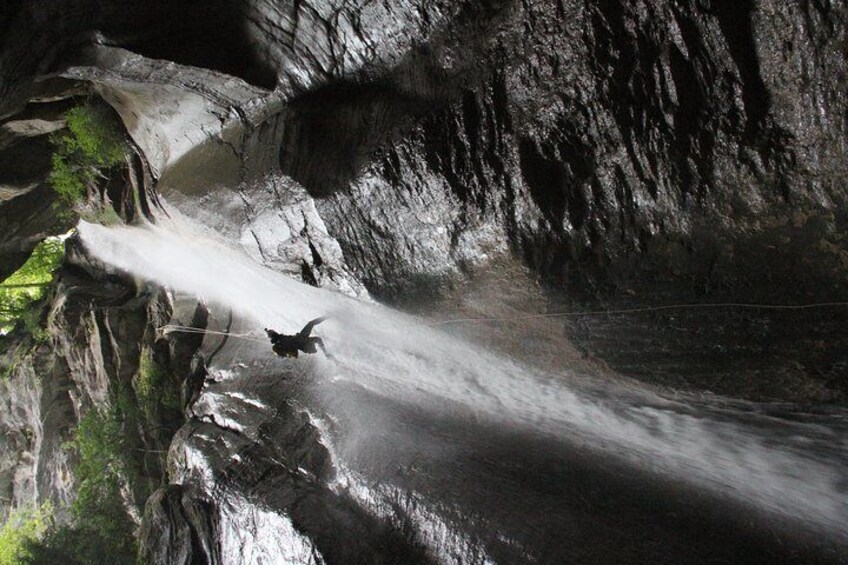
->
158 301 848 337
158 324 268 344
428 301 848 326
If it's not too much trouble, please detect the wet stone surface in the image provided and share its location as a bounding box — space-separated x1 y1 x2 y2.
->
561 301 848 403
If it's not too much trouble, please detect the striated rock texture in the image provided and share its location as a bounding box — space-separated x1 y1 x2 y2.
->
1 0 848 564
3 1 846 297
140 373 433 565
309 0 848 299
0 237 206 531
0 82 81 279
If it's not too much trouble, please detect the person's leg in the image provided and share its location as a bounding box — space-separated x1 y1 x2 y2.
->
301 337 331 358
298 317 327 337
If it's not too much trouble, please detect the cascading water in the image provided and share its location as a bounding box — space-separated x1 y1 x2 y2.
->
77 215 848 561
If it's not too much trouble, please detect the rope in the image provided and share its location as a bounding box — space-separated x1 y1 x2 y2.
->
159 324 268 344
160 300 848 336
429 301 848 326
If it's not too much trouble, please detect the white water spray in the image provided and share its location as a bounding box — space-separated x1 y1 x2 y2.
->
77 218 848 540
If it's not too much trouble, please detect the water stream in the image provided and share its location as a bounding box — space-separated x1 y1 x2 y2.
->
77 216 848 560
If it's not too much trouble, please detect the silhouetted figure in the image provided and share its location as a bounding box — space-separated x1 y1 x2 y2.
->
265 317 329 358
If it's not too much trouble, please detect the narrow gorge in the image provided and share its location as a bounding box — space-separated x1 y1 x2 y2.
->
1 1 847 563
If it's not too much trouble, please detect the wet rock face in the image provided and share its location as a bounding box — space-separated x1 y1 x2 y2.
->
0 239 206 521
145 370 433 565
0 87 81 278
2 0 845 297
139 485 220 565
313 0 848 298
0 1 280 119
1 0 848 563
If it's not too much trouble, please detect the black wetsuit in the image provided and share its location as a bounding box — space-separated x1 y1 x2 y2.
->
266 317 328 358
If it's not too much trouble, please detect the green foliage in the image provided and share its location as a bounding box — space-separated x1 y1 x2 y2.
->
4 331 186 565
71 409 127 520
22 519 135 565
0 237 65 336
135 349 160 416
69 407 138 549
49 154 86 204
0 343 25 381
64 106 126 168
0 503 53 565
23 407 139 565
20 309 49 344
48 104 126 207
135 348 180 421
0 364 14 382
79 205 122 226
20 394 146 564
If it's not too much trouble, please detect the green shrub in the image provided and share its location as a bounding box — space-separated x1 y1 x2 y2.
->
48 154 86 205
0 237 65 336
63 106 126 168
0 503 53 565
48 104 126 206
71 409 127 519
136 348 180 418
20 402 141 564
0 342 26 381
26 408 139 564
22 519 135 565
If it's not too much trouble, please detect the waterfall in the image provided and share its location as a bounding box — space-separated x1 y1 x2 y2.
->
77 216 848 543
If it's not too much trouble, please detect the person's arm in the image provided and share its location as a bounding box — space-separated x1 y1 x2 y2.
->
265 328 281 341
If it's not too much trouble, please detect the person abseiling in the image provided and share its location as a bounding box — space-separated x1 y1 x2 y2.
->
265 317 329 358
